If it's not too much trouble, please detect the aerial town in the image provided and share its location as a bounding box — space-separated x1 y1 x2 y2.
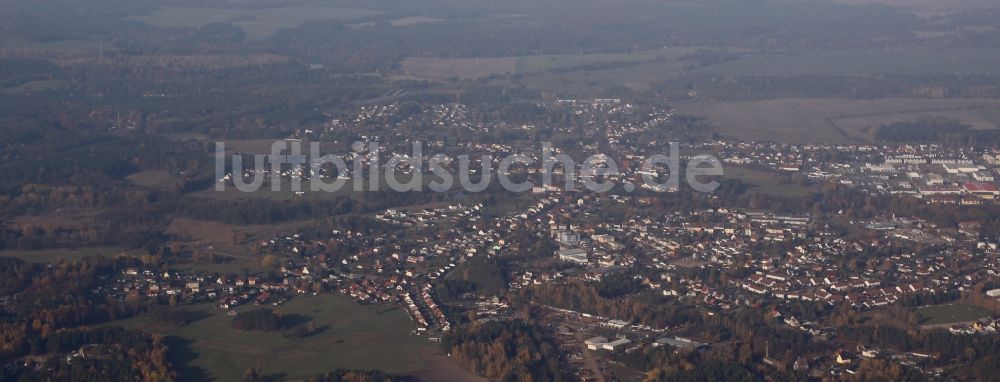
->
7 99 999 381
6 1 1000 380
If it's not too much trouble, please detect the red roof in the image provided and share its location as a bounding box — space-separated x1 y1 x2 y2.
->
964 182 1000 193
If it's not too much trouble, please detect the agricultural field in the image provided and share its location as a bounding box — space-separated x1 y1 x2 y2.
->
832 0 1000 11
113 294 429 381
675 99 852 144
348 16 443 29
400 57 517 80
511 47 711 74
128 6 379 40
401 47 719 81
916 303 993 326
695 48 1000 77
674 98 1000 144
512 60 692 96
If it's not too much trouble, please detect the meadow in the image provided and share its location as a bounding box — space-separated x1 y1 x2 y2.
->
722 167 816 198
916 303 992 326
114 294 429 381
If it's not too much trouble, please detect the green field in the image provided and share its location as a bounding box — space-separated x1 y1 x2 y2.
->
722 167 816 197
696 48 1000 77
402 47 722 81
2 80 64 95
114 294 428 381
916 304 992 326
513 47 711 74
129 6 379 40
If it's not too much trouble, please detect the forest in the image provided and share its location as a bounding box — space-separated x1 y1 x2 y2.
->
231 308 282 332
0 326 176 382
440 320 562 382
305 369 418 382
